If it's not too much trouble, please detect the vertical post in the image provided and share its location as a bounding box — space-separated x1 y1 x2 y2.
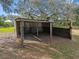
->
14 20 17 37
50 22 53 45
70 21 72 40
36 23 39 36
20 21 24 47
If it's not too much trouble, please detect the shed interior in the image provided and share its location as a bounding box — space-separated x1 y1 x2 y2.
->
15 19 71 39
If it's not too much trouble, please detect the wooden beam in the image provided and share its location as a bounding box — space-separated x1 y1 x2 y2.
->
33 35 42 42
15 19 68 23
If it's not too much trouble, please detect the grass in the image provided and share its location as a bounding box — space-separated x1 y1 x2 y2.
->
0 27 14 32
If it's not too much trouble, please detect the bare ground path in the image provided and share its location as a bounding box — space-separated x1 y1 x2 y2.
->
72 29 79 35
0 30 79 59
0 32 52 59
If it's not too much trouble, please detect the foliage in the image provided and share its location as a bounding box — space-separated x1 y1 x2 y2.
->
0 16 4 26
0 0 78 24
0 15 14 27
0 0 13 13
3 22 13 27
73 6 79 26
14 0 76 21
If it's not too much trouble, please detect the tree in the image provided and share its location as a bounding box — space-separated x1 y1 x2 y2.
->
0 0 75 21
0 16 3 26
0 0 13 13
73 5 79 26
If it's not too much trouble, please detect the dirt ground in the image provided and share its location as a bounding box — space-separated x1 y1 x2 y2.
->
72 29 79 35
0 32 52 59
0 29 79 59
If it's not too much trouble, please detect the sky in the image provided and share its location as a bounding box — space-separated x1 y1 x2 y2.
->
74 0 79 5
0 0 18 16
0 0 79 16
0 4 7 16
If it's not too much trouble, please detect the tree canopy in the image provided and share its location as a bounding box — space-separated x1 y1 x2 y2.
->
0 0 77 21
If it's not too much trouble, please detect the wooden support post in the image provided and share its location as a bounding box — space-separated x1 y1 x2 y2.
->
20 21 24 47
50 22 53 45
36 23 39 36
14 21 17 37
70 21 72 40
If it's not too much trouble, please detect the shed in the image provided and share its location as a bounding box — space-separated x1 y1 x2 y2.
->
15 17 72 45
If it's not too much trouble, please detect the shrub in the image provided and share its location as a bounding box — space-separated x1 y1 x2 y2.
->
3 22 13 27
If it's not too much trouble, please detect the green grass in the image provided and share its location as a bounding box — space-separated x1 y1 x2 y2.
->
0 27 14 32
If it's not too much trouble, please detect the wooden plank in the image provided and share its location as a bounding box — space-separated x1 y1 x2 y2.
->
16 20 50 23
33 35 42 42
15 19 54 23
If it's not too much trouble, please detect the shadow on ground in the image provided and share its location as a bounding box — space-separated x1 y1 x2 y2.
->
0 32 79 59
